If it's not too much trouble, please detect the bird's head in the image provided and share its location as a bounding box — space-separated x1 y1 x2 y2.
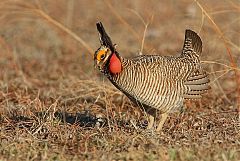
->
94 22 122 75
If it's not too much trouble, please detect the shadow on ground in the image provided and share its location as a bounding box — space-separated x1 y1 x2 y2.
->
7 110 147 130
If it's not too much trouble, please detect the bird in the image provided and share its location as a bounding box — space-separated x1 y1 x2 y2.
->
94 22 209 131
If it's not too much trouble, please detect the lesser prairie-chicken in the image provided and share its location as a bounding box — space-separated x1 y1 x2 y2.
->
94 22 209 131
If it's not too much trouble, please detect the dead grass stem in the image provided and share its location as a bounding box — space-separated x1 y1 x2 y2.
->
194 0 240 115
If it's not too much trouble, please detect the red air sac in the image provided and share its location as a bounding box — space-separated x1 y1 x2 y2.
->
109 53 122 74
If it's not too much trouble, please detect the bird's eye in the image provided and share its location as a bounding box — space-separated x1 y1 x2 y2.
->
100 54 106 60
96 49 107 61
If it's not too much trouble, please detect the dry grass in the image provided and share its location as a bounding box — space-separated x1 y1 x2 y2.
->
0 0 239 160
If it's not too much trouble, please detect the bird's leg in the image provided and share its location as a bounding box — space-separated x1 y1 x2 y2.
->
147 115 155 129
156 113 169 131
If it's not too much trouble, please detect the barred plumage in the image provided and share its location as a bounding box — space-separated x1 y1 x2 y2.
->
94 22 210 131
